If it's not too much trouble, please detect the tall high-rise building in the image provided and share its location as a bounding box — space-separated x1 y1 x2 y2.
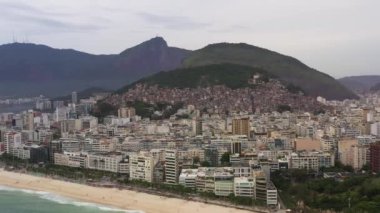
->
192 118 203 136
371 122 380 137
231 140 242 154
362 108 370 122
253 170 267 201
72 91 78 104
23 110 34 130
4 131 22 154
204 145 219 166
370 142 380 173
129 152 155 183
165 149 179 184
48 140 62 163
232 117 250 137
250 95 255 114
55 107 69 122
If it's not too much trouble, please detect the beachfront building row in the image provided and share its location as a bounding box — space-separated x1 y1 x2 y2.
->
289 151 335 170
53 149 178 183
54 152 128 173
1 141 49 163
179 168 277 205
50 149 278 205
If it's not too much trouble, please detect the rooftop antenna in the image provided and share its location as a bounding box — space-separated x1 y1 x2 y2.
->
12 31 16 43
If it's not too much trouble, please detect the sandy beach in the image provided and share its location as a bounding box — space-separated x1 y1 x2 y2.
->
0 169 259 213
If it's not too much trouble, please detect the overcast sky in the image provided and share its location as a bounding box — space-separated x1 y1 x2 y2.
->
0 0 379 78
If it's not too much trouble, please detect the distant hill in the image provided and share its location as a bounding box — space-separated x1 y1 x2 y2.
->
0 37 359 101
183 43 357 100
338 75 380 92
104 63 326 117
118 63 274 92
0 37 189 97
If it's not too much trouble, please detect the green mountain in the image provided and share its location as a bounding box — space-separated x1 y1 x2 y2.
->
118 63 274 92
0 37 189 97
182 43 357 100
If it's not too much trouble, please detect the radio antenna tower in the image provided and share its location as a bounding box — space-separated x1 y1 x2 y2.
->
12 31 16 43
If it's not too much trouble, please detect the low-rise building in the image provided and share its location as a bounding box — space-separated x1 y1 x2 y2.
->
54 152 87 168
234 177 254 197
266 182 278 206
87 153 123 173
179 169 198 189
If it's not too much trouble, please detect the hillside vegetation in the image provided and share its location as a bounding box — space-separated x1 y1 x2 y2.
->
118 63 273 92
273 170 380 212
183 43 357 100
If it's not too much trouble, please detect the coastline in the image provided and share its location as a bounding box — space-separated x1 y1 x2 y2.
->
0 169 257 213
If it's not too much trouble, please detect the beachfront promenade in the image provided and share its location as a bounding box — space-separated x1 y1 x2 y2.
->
0 169 268 213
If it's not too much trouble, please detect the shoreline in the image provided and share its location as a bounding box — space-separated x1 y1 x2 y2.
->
0 169 258 213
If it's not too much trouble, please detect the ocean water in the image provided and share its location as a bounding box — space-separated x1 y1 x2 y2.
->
0 185 143 213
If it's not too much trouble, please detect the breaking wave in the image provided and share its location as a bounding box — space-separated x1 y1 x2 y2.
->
0 185 143 213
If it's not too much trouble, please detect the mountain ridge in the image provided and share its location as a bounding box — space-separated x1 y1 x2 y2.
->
117 63 274 93
0 37 189 97
0 37 357 100
104 63 325 115
338 75 380 92
183 42 357 100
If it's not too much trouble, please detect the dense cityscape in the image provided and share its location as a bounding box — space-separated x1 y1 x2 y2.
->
1 86 380 212
107 79 325 114
1 1 379 212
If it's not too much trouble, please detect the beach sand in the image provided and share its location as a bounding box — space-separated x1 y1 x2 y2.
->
0 169 257 213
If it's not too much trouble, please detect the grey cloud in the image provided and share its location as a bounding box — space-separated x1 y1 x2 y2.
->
137 12 211 30
0 2 105 33
209 25 253 33
26 16 102 32
0 1 72 17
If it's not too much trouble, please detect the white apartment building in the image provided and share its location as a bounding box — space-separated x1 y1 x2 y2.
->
320 137 337 152
59 138 81 152
290 151 334 171
129 152 155 183
290 152 319 170
11 146 30 160
165 149 179 184
215 180 234 196
4 131 22 154
352 145 370 170
234 177 254 197
87 153 123 173
371 122 380 137
179 169 198 189
214 170 235 197
54 152 87 168
233 167 251 177
118 159 130 174
266 182 278 206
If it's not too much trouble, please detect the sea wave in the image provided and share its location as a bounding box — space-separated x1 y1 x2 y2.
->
0 185 144 213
